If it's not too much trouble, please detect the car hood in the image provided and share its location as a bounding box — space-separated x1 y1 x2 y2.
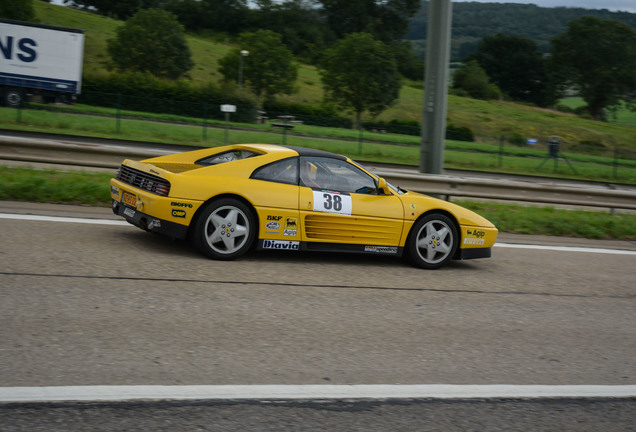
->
399 190 496 228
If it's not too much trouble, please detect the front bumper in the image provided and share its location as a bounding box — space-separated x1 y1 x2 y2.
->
458 247 492 260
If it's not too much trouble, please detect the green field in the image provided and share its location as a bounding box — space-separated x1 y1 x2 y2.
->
29 1 636 151
2 105 635 184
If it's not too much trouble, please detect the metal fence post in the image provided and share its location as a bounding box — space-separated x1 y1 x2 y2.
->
613 148 619 179
116 93 122 134
202 103 208 140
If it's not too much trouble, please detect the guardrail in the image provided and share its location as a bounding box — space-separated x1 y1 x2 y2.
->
1 135 635 211
0 134 165 169
375 170 636 211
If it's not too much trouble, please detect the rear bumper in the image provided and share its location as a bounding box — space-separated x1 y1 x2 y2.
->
112 200 189 240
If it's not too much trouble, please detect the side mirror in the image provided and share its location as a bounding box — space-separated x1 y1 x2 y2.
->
377 177 392 195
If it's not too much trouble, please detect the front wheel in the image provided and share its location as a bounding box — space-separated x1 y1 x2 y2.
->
408 213 458 269
192 198 256 260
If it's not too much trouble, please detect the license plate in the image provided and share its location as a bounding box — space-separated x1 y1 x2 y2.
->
122 191 137 207
123 207 136 218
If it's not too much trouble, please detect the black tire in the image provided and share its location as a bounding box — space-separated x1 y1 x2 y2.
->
3 88 25 108
407 213 458 269
191 198 256 260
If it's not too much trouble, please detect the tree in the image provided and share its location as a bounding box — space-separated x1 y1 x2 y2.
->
318 0 420 44
64 0 161 20
247 0 333 61
469 33 550 106
218 30 297 100
107 9 193 80
0 0 36 21
165 0 248 34
549 16 636 120
452 60 500 100
320 33 401 129
390 40 424 81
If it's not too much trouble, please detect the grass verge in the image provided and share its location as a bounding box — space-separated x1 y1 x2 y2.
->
2 106 635 184
1 166 634 240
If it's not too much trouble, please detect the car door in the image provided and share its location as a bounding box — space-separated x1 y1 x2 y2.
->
298 156 404 247
249 157 302 246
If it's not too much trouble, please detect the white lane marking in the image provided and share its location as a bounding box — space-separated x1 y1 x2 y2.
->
495 242 636 256
1 213 635 256
1 385 635 403
0 213 128 226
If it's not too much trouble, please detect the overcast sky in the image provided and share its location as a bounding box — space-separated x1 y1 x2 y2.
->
50 0 636 13
451 0 636 13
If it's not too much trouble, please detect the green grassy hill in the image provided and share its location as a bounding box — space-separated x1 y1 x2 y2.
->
33 2 635 153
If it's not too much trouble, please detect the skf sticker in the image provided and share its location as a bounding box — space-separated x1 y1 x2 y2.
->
262 240 299 250
312 191 352 216
267 215 283 221
172 209 187 218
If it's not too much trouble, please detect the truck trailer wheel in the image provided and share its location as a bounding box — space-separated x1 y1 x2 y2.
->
3 88 25 107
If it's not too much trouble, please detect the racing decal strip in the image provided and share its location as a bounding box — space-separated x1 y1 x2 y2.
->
1 385 635 403
2 213 635 256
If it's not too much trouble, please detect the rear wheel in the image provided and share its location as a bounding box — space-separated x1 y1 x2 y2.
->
192 198 256 260
3 88 25 107
408 213 458 269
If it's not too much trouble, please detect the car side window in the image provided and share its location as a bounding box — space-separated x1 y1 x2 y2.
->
299 157 377 194
251 157 298 185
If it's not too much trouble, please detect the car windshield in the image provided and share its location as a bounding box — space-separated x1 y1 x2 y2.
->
352 161 405 195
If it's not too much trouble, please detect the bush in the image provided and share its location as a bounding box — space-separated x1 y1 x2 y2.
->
555 103 575 113
80 72 259 122
507 133 526 146
263 100 353 128
363 119 421 136
446 124 474 142
571 140 607 156
452 60 501 100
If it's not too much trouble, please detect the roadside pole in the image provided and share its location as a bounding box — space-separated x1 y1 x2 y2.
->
420 0 453 175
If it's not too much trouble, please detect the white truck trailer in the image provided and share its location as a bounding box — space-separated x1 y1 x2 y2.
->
0 19 84 107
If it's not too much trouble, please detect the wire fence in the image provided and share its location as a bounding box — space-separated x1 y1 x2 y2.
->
5 90 636 183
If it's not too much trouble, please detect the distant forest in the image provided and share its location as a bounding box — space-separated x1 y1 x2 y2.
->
406 1 636 61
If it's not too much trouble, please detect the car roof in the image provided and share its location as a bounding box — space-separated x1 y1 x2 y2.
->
281 145 347 161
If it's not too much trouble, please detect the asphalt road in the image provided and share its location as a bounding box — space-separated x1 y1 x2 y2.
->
1 201 635 430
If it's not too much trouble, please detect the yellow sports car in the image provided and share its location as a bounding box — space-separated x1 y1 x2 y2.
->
110 144 497 269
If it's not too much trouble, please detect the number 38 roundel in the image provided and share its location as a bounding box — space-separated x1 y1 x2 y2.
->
312 190 352 216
